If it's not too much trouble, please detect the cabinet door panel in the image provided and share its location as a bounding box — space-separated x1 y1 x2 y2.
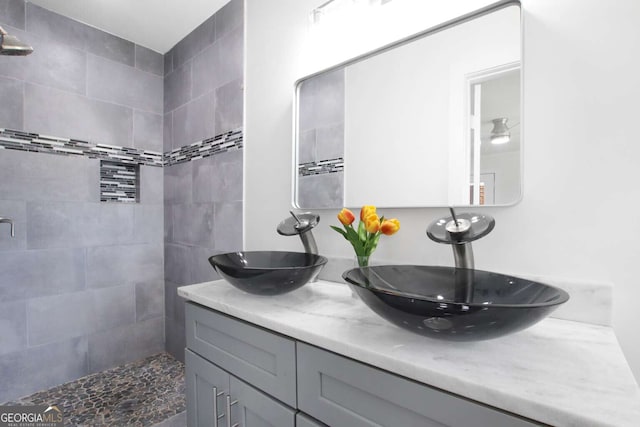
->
228 376 296 427
296 413 327 427
186 303 297 406
297 343 538 427
186 349 230 427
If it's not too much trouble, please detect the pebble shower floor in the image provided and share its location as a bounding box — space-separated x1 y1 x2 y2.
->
5 353 185 426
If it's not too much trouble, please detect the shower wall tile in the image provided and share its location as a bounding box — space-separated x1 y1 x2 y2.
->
26 202 135 249
171 203 214 247
214 0 244 40
27 291 93 346
25 3 85 51
92 284 137 332
189 246 220 284
216 27 244 87
139 165 164 205
135 281 164 322
0 337 88 403
211 149 243 202
192 43 221 96
163 112 173 151
84 27 135 66
0 0 25 29
0 150 98 203
133 204 164 244
0 248 86 301
316 122 344 160
164 62 192 112
297 172 344 208
164 316 185 363
85 243 163 289
0 200 26 251
215 79 243 134
164 280 183 324
87 317 164 374
135 45 163 76
25 83 134 147
213 201 243 252
88 54 163 114
133 110 163 152
164 161 193 205
164 48 173 76
172 15 215 69
171 92 216 146
0 76 23 129
0 300 27 356
164 244 191 286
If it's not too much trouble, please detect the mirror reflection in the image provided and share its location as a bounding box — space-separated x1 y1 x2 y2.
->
294 3 521 208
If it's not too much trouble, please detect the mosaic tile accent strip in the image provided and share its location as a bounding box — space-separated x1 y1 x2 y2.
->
0 128 163 167
164 128 243 166
299 157 344 176
100 161 140 203
6 352 185 427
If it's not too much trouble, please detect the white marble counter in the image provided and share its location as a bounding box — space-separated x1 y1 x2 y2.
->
178 280 640 427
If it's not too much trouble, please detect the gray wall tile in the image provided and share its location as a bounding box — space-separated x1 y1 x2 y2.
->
27 201 135 249
189 246 220 284
0 337 88 403
316 123 344 160
297 172 344 208
135 45 163 76
134 110 163 152
172 92 215 146
164 280 184 323
25 83 133 146
299 129 316 163
86 243 163 288
163 48 173 76
88 54 163 114
0 0 25 29
0 200 26 251
164 62 192 112
139 165 164 204
0 300 27 356
92 284 136 332
136 281 164 322
0 248 85 301
216 27 243 87
191 42 220 96
213 201 243 252
164 161 193 205
164 316 185 363
212 150 243 203
192 156 216 203
88 317 163 374
163 112 173 152
85 27 135 66
164 244 191 285
0 76 23 129
133 204 164 244
215 79 243 134
214 0 243 41
172 15 215 69
27 291 92 346
0 150 98 203
25 3 85 51
172 203 214 247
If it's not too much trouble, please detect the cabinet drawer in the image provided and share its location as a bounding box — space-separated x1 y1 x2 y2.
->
186 302 297 407
297 343 538 427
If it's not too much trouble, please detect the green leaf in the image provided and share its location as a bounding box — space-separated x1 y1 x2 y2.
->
358 220 367 242
330 225 348 239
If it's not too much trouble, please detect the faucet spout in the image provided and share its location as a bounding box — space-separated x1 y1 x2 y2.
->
0 217 15 238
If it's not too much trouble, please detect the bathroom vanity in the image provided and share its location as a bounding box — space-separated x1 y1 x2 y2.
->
179 280 640 427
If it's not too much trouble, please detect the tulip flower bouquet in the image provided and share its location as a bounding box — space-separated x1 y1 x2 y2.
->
330 205 400 267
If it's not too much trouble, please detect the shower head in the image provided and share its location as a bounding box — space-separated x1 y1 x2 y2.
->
0 26 33 56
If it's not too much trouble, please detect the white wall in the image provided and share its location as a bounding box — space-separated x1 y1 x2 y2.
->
245 0 640 381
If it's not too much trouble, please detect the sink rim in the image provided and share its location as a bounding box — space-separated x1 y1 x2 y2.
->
209 250 328 271
342 264 570 309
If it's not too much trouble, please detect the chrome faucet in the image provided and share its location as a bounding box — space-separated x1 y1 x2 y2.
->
0 217 15 238
426 207 494 270
277 211 320 254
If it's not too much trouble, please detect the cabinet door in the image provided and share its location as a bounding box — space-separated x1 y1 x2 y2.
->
296 413 327 427
227 376 296 427
297 343 538 427
186 349 230 427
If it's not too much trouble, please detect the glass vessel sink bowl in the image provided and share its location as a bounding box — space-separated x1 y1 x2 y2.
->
209 251 328 296
343 265 569 341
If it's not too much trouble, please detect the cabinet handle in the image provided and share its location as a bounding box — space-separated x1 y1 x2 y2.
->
212 387 225 427
226 395 238 427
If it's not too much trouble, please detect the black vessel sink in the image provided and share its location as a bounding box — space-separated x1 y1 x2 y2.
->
209 251 327 295
343 265 569 341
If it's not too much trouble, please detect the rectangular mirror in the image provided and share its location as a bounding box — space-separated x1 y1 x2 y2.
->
294 1 521 208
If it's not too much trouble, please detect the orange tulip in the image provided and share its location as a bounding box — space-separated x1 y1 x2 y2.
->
380 218 400 235
360 205 376 221
337 208 355 226
365 213 380 233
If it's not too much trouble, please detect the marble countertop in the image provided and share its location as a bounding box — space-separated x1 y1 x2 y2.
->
178 279 640 427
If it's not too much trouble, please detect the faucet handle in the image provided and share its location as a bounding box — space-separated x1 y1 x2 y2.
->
276 212 319 236
0 217 15 238
427 209 494 244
